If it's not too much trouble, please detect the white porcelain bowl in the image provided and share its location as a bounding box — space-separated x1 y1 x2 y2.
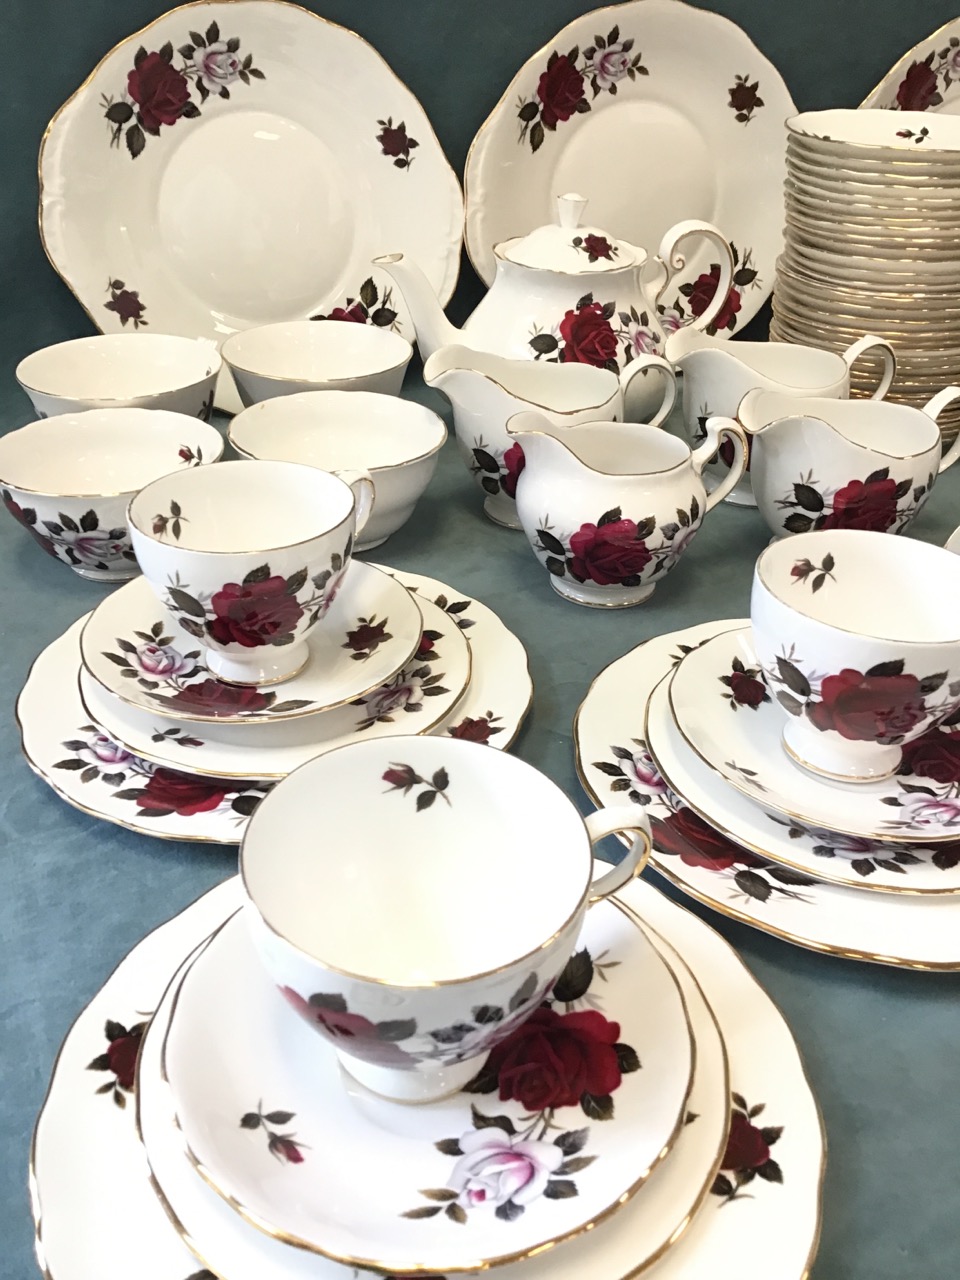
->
0 408 223 581
15 334 221 419
221 321 413 406
228 391 446 550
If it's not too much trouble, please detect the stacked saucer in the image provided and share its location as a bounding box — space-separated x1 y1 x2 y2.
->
772 108 960 442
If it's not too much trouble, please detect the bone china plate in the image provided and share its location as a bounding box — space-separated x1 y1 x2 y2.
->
862 18 960 112
464 0 794 335
161 902 694 1274
80 565 423 724
39 0 463 409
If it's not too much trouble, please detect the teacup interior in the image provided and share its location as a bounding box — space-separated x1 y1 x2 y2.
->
129 459 354 551
222 321 410 380
0 410 222 495
242 738 592 985
759 530 960 642
15 334 219 399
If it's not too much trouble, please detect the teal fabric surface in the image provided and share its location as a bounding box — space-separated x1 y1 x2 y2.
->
3 2 960 1279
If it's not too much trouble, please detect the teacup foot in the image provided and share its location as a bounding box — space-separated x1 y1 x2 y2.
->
550 577 656 609
205 639 310 687
781 720 900 783
338 1051 488 1105
482 493 522 530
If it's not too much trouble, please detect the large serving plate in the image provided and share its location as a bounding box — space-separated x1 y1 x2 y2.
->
463 0 794 335
39 0 463 410
863 23 960 112
576 620 960 969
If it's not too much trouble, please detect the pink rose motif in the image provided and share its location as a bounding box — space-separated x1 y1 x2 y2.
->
625 747 667 795
134 642 191 677
365 672 423 718
59 527 130 567
449 1129 564 1209
625 321 660 358
899 794 960 829
658 307 684 335
81 734 133 767
590 46 631 89
192 42 242 92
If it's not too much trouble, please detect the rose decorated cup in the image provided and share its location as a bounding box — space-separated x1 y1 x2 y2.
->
751 529 960 782
128 459 374 685
16 333 221 419
0 408 223 581
221 320 413 406
240 735 650 1103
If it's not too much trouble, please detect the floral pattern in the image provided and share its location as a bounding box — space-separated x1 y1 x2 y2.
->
102 21 265 159
343 616 393 660
712 1094 783 1203
311 276 400 330
87 1017 147 1107
377 117 418 168
887 38 960 111
768 811 960 879
1 490 137 573
728 75 764 123
789 553 835 592
572 234 617 263
661 243 759 338
151 500 186 541
353 631 450 731
382 762 451 810
528 293 661 370
178 444 204 466
447 712 503 744
720 655 770 710
104 278 147 328
776 468 933 537
516 24 648 153
534 499 701 589
896 125 930 144
240 1102 307 1164
470 438 526 502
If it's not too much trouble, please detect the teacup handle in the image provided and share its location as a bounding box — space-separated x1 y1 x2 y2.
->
840 335 896 401
696 416 749 510
922 386 960 473
334 468 376 537
583 806 651 903
641 220 735 338
619 356 678 427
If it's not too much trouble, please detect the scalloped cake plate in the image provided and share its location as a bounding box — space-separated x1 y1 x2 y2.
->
39 0 463 410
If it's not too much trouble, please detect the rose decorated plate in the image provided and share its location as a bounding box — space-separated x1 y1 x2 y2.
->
38 0 463 411
464 0 794 337
17 568 533 844
576 619 960 969
80 565 424 724
160 901 694 1274
668 626 960 845
861 18 960 113
30 874 823 1280
79 591 471 780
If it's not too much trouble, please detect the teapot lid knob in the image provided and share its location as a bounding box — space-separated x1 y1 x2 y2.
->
556 192 588 230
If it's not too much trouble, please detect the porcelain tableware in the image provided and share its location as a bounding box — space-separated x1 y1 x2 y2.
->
38 0 462 413
241 735 650 1102
862 17 960 111
751 531 960 781
789 108 960 158
506 411 747 607
15 333 220 419
162 897 689 1273
221 320 413 405
0 408 223 580
733 386 960 541
127 459 377 685
425 343 677 528
664 328 895 506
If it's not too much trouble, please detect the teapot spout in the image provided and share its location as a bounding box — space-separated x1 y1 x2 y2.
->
372 253 460 360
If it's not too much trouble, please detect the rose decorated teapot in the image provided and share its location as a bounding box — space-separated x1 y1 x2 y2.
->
375 193 735 416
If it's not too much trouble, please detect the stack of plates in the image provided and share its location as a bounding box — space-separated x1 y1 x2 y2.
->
772 108 960 442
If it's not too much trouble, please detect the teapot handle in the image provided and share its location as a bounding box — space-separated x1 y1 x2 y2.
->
921 386 960 473
618 355 678 427
840 335 896 401
641 220 735 337
696 417 749 511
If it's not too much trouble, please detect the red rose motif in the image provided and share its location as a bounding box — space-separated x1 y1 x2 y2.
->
536 54 586 129
207 576 304 648
127 52 191 133
326 302 368 323
104 288 146 328
729 80 762 115
268 1134 306 1164
685 265 742 333
106 1027 144 1091
2 491 59 558
138 768 230 816
820 477 898 533
501 442 526 498
729 670 768 708
448 716 501 743
559 302 619 368
483 1006 622 1111
383 764 419 790
722 1110 770 1171
164 679 271 716
652 810 754 872
416 633 435 657
899 730 960 784
345 620 389 652
897 59 940 112
582 234 614 260
280 987 411 1066
806 669 926 743
568 519 652 586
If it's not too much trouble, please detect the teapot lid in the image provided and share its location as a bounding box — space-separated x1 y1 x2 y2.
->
495 193 643 273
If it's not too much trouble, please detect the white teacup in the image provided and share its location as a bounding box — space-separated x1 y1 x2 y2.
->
128 460 374 685
241 735 650 1103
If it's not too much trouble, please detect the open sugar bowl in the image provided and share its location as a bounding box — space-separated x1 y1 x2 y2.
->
0 408 223 580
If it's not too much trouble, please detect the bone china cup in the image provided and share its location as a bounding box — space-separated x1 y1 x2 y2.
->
228 391 446 550
240 735 651 1103
15 333 221 419
221 320 413 406
0 408 223 581
128 460 374 685
751 530 960 783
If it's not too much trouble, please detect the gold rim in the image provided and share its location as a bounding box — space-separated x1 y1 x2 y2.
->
15 363 220 405
221 330 414 385
861 15 960 108
787 114 960 159
158 903 698 1274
